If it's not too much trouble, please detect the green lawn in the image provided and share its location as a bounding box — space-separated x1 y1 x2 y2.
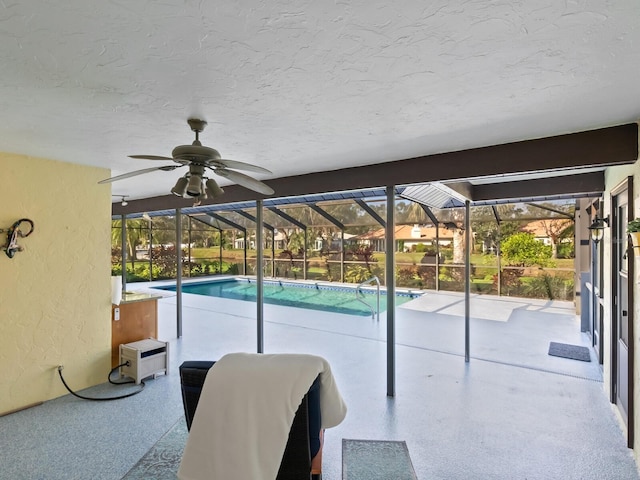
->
189 247 574 269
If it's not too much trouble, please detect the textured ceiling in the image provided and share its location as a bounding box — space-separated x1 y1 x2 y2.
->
1 1 639 200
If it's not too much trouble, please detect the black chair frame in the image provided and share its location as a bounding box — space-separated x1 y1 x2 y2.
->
179 360 321 480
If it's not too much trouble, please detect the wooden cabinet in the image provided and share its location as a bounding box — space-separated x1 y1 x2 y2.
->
111 295 159 368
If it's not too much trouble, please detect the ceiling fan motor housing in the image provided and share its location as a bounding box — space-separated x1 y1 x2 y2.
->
171 145 221 164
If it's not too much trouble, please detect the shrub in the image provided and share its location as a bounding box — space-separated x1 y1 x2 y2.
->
396 267 423 288
501 232 553 267
413 243 428 253
345 264 382 283
557 242 574 259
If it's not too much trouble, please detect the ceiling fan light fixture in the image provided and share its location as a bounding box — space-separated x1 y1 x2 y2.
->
171 177 189 197
205 178 225 198
192 190 208 207
112 195 129 206
186 174 203 197
100 119 275 197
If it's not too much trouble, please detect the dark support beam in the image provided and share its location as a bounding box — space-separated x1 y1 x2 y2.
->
267 207 307 230
207 213 247 233
189 213 225 273
304 230 308 280
355 199 386 227
386 185 396 397
419 204 438 225
444 181 474 200
526 203 574 219
120 214 127 295
148 218 152 280
236 209 275 275
464 201 470 362
114 123 637 215
491 206 500 223
308 204 345 230
206 213 248 274
234 210 275 232
268 206 308 279
176 209 182 339
471 171 605 203
188 214 219 229
256 201 264 354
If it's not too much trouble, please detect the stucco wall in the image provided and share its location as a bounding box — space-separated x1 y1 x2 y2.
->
0 153 111 414
604 161 640 458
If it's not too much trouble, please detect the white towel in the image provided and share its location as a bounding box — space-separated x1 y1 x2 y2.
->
178 353 347 480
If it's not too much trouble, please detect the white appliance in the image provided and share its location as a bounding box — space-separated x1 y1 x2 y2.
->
119 338 169 385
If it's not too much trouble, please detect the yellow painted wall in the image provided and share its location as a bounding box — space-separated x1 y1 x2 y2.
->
0 153 112 414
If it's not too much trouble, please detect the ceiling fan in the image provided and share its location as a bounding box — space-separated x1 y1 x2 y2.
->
99 118 274 200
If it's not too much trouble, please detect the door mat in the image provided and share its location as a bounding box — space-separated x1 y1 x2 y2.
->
548 342 591 362
122 417 186 479
343 439 417 480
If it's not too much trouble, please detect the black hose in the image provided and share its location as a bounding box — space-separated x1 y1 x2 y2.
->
57 363 144 401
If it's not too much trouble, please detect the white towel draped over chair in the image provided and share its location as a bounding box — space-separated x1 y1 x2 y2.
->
178 353 347 480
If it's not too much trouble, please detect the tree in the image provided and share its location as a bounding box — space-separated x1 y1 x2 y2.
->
501 232 553 267
534 219 573 259
396 200 429 224
451 227 465 264
111 219 147 266
287 231 306 253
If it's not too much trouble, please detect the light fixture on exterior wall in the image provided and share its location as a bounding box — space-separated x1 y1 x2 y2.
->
589 216 609 243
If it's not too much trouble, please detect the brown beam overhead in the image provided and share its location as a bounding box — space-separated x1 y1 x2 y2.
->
114 123 636 215
470 171 605 203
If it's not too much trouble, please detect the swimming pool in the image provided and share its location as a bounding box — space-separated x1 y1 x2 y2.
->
157 279 421 316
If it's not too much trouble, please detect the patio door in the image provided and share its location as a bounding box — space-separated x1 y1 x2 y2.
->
611 178 634 447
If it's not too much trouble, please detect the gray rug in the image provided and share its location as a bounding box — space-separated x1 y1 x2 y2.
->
342 439 417 480
548 341 591 362
121 417 187 479
123 422 417 480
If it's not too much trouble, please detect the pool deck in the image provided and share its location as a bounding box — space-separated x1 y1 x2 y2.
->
1 279 638 479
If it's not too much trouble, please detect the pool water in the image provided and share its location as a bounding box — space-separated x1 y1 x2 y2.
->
158 279 421 316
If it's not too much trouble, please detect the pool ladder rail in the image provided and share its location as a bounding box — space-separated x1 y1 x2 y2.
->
355 276 380 321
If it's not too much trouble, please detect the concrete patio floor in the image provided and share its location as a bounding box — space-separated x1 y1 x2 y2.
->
156 282 634 479
0 283 637 479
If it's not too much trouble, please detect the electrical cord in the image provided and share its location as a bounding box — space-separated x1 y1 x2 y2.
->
57 362 145 401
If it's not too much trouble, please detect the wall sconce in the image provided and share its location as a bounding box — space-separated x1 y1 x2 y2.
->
588 216 609 244
2 218 35 258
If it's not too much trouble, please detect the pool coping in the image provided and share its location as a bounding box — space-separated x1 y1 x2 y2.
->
143 275 425 299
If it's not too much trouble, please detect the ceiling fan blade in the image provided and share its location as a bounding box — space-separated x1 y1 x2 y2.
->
129 155 175 161
98 165 180 184
214 168 274 195
214 159 272 175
